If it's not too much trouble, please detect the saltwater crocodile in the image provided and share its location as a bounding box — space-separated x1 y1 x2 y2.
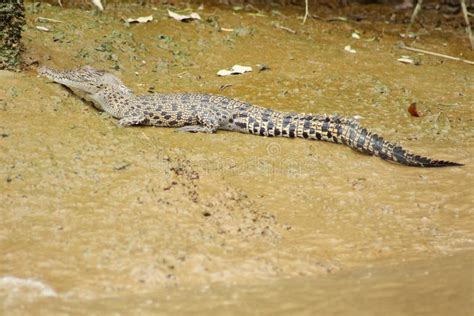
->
38 65 462 167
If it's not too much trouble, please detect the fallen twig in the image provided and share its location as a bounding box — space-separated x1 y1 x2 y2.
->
405 0 423 36
303 0 309 24
219 84 233 91
405 0 472 50
311 14 365 22
273 23 296 34
460 0 474 50
398 43 474 65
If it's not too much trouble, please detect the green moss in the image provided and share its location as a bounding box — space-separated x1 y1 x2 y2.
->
0 0 25 71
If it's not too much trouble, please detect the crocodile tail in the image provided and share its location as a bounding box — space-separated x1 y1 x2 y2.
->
290 115 462 167
338 119 463 167
250 112 461 167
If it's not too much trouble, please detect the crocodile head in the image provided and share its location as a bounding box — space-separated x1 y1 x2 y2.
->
38 65 132 95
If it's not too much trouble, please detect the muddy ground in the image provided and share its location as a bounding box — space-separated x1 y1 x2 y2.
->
1 1 473 314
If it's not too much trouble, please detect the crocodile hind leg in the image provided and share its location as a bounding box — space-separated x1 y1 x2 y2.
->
118 114 148 127
177 125 215 133
177 108 228 133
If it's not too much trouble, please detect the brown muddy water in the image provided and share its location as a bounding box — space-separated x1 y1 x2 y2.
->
1 1 473 315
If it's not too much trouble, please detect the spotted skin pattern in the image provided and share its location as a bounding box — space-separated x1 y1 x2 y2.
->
38 66 462 168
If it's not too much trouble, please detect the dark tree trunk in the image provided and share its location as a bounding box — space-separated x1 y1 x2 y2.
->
0 0 25 71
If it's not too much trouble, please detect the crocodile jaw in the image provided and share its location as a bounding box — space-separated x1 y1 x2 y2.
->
38 66 102 95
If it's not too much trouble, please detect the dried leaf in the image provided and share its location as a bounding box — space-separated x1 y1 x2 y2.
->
256 64 270 72
400 32 417 39
327 16 348 22
35 26 50 32
364 36 380 42
167 10 201 22
408 102 420 117
344 45 356 53
217 65 252 76
124 15 153 24
91 0 104 11
37 17 63 23
248 12 268 17
397 55 414 64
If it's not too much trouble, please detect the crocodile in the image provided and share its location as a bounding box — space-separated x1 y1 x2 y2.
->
38 65 462 168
